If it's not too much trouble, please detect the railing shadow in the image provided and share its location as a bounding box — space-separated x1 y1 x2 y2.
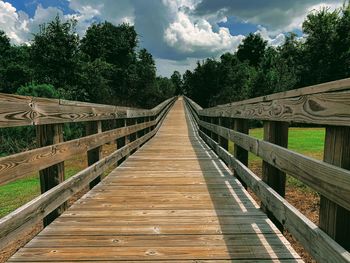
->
183 101 299 261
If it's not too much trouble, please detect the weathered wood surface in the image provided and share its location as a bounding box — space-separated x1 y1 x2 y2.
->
319 126 350 250
197 129 350 263
200 78 350 126
0 93 174 127
36 123 66 226
0 120 154 186
9 98 300 262
197 118 350 212
0 99 173 252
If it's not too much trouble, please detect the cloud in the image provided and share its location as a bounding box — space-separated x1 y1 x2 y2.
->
164 11 244 55
156 57 198 77
1 0 344 76
194 0 343 32
0 1 28 44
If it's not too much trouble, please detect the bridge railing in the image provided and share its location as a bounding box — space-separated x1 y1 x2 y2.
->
0 93 176 251
184 78 350 263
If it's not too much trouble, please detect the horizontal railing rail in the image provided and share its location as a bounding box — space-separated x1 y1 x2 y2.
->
0 95 176 251
184 78 350 263
0 93 174 127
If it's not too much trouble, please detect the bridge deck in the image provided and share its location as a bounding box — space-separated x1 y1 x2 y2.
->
9 98 301 262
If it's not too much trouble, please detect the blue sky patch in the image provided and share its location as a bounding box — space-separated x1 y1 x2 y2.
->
218 16 259 36
7 0 74 17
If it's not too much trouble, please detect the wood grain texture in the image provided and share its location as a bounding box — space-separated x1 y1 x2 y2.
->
262 121 288 231
36 123 66 226
0 93 175 127
0 98 173 253
198 119 350 212
86 120 103 189
199 78 350 126
319 126 350 251
0 118 156 186
196 126 350 263
9 98 299 262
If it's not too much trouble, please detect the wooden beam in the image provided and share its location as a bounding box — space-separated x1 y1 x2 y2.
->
0 129 157 252
319 126 350 250
86 121 103 189
233 119 249 188
0 94 175 128
0 100 173 252
36 123 65 226
0 121 155 186
218 117 228 151
262 121 288 231
198 120 350 212
198 130 350 263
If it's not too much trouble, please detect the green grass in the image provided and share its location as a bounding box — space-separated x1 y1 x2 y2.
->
229 127 325 162
0 167 81 218
228 127 325 194
0 130 325 218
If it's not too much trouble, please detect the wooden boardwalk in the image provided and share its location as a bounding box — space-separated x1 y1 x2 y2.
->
9 98 301 262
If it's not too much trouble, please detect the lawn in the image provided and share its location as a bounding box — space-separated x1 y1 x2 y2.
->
228 127 325 192
228 127 325 161
0 131 325 219
0 144 115 219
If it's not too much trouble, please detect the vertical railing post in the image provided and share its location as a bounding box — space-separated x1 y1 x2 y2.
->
116 118 126 165
218 117 228 151
262 121 288 232
86 120 102 189
319 126 350 250
36 123 65 226
233 119 249 188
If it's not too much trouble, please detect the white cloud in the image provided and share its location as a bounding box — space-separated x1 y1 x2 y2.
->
156 57 198 77
256 26 286 47
0 1 28 44
164 11 244 54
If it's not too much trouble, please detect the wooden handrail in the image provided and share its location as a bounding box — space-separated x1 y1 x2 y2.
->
0 93 175 127
184 84 350 263
199 77 350 126
0 95 176 250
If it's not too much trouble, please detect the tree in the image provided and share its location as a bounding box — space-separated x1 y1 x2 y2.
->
237 33 267 67
171 71 183 95
0 32 32 94
0 30 10 57
80 22 137 67
334 2 350 79
302 7 339 85
30 15 80 97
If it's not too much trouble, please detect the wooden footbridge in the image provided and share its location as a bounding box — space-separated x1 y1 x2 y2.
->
1 79 350 262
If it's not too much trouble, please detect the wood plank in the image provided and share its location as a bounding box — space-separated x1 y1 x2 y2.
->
200 78 350 126
0 93 175 127
198 119 350 212
8 98 299 262
197 128 350 263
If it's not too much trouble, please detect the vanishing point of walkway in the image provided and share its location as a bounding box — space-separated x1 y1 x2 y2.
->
9 98 301 262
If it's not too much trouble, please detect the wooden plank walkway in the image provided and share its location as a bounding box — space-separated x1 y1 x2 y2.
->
9 98 302 262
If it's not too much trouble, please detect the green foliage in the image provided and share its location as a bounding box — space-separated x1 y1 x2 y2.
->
30 15 82 99
184 2 350 107
237 33 267 67
171 71 183 95
17 83 59 98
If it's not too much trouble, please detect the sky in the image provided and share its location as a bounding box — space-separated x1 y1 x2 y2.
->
0 0 344 77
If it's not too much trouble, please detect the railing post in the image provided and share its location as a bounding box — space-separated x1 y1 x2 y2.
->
86 120 102 189
319 126 350 250
233 119 249 188
36 123 65 226
116 118 126 165
262 121 288 232
218 117 228 151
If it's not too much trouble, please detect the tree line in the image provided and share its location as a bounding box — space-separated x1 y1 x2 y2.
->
177 3 350 107
0 16 176 108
